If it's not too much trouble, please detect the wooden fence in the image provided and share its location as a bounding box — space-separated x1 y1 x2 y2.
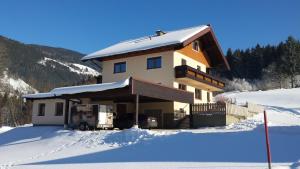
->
190 103 226 128
190 103 226 115
189 102 264 128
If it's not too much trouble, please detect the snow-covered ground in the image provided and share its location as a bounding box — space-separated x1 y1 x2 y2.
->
1 88 300 169
38 57 100 76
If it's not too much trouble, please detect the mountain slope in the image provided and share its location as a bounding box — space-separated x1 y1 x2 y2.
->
0 35 100 93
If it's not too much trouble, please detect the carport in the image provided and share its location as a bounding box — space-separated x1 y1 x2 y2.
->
59 77 194 128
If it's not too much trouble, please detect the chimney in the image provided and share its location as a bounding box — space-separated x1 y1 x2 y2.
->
155 30 165 36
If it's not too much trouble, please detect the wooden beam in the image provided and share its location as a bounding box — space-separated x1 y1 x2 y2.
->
64 99 70 129
135 94 139 127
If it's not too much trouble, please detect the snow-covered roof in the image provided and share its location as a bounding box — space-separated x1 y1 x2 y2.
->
23 78 130 99
82 25 209 61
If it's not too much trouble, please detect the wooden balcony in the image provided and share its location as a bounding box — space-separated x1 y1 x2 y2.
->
175 65 225 91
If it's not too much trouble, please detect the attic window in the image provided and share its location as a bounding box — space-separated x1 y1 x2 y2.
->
192 40 201 52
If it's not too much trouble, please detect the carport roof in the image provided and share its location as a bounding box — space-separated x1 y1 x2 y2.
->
23 77 194 104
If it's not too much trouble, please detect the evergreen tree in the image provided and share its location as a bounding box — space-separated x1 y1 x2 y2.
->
279 36 300 88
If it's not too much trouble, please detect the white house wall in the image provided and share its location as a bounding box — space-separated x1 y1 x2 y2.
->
32 99 66 125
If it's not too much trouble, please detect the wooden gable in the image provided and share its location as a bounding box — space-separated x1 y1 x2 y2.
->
176 40 212 67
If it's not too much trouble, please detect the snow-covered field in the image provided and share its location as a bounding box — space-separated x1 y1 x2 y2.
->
1 88 300 169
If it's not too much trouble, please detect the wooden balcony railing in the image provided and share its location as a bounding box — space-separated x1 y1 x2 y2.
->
175 65 225 89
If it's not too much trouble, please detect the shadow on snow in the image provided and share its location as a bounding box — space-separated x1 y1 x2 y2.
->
25 125 300 165
0 126 63 146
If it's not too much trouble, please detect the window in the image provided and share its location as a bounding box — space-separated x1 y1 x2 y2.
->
114 62 126 73
178 83 186 91
181 59 186 65
195 89 202 100
38 103 45 116
207 92 211 102
147 56 161 69
206 68 210 74
197 65 201 71
192 40 201 52
55 102 64 116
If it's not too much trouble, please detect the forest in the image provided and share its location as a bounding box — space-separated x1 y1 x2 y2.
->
221 36 300 90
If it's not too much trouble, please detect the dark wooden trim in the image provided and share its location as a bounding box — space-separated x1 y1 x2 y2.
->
135 94 139 126
175 65 225 89
182 27 211 46
24 96 61 101
64 99 70 127
207 27 230 70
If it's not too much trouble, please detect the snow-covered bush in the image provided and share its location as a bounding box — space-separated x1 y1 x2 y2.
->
213 94 236 104
224 78 258 91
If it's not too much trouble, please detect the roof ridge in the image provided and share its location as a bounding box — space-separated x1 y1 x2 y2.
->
166 25 207 33
118 25 206 44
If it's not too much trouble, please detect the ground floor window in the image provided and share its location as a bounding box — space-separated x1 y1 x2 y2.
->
178 83 186 91
207 91 211 102
195 88 202 100
38 103 45 116
55 102 64 116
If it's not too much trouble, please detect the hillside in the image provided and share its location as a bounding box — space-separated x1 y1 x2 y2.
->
0 35 100 93
0 88 299 169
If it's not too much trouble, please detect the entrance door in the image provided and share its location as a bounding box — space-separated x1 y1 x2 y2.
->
115 104 131 129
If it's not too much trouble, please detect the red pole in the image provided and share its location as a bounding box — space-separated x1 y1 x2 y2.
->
264 110 272 169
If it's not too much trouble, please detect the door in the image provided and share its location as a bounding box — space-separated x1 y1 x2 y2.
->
115 104 132 128
92 105 99 126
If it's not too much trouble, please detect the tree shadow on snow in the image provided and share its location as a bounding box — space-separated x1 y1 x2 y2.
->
25 125 300 165
267 106 300 115
0 126 63 146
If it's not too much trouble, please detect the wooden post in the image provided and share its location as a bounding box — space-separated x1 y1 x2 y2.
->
264 110 272 169
135 94 139 127
189 104 193 128
64 99 70 129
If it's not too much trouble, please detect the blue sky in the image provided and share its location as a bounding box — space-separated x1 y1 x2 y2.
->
0 0 299 54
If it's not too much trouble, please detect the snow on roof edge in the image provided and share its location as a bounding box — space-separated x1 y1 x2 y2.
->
23 77 130 99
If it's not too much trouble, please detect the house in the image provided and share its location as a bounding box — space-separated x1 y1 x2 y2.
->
23 25 230 129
